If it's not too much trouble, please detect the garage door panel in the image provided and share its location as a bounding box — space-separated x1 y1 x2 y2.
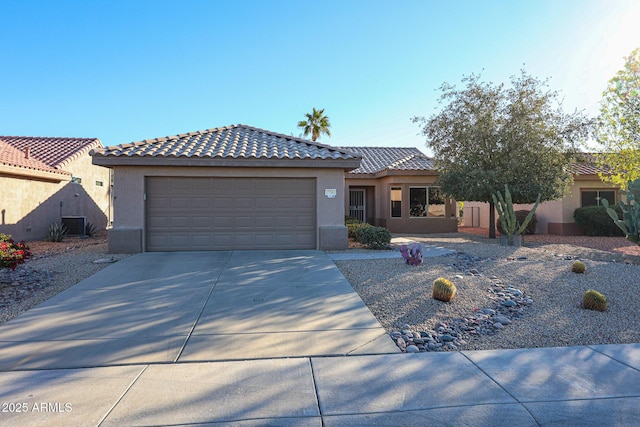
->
235 198 255 209
192 198 211 209
170 179 191 191
146 177 316 251
213 216 233 227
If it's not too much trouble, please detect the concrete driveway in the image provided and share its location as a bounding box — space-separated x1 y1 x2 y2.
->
2 251 640 425
0 251 397 370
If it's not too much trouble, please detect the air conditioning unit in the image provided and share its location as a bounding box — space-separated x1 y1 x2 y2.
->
61 216 86 235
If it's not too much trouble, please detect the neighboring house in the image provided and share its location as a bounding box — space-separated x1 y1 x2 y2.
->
339 147 458 234
90 124 360 253
0 136 111 241
463 153 619 235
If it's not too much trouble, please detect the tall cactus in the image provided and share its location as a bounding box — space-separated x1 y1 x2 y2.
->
602 178 640 245
492 184 541 242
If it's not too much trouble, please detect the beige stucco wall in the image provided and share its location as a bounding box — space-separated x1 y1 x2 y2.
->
463 176 620 235
345 174 457 233
110 165 346 251
0 154 110 241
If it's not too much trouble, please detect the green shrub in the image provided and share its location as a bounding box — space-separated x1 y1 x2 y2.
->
583 289 607 312
85 222 97 237
498 210 537 235
48 222 69 242
344 216 362 224
347 222 369 239
572 261 586 274
432 277 457 302
355 225 391 249
573 205 624 236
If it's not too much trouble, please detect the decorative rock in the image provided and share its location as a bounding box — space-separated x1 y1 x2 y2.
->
493 322 505 329
406 345 420 353
396 337 407 350
92 258 116 264
481 308 496 315
502 300 517 307
441 334 454 342
494 315 512 325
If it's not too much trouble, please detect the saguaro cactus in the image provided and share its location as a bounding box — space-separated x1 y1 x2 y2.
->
491 185 541 244
602 178 640 245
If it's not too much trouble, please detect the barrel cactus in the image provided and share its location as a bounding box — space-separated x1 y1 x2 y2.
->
432 277 457 302
583 290 607 312
572 261 586 274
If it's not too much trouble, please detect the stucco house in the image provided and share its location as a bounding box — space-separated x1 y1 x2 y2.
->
463 153 619 235
0 136 111 241
339 147 458 234
90 125 360 253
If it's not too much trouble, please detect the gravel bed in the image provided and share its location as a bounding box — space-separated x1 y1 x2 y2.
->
335 234 640 352
0 236 131 325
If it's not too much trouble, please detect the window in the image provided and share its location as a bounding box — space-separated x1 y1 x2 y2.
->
581 190 615 207
428 187 446 217
390 187 402 218
410 188 427 217
409 186 446 218
71 176 82 184
96 181 104 187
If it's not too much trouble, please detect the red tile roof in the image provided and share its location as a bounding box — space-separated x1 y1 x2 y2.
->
0 136 102 170
573 153 611 175
0 140 69 177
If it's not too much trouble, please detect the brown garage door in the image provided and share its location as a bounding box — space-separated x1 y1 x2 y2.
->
145 177 316 251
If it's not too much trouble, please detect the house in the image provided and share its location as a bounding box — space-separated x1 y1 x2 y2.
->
463 153 619 235
339 147 458 234
90 125 361 253
0 136 111 241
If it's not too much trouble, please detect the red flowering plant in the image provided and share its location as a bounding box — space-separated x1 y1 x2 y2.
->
0 233 32 270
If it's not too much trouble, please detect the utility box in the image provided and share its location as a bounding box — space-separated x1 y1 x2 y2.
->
61 216 86 235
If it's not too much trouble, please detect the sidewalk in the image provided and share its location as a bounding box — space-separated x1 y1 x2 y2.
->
1 344 639 425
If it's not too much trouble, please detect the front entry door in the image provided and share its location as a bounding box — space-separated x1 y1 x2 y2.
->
349 189 366 222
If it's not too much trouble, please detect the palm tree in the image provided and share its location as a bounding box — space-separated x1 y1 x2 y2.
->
297 108 331 142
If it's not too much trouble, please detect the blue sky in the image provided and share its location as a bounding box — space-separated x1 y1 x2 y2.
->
1 0 639 154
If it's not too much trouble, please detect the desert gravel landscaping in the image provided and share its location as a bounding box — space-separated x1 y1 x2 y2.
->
335 230 640 352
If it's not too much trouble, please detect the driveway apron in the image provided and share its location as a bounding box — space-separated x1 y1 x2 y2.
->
0 250 397 370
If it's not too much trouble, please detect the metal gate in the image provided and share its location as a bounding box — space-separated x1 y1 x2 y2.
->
349 189 365 222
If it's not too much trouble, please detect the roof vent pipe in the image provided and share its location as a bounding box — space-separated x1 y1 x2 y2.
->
24 147 29 159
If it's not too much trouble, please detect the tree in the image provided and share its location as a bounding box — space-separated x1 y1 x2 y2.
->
595 48 640 188
297 107 331 142
412 71 592 238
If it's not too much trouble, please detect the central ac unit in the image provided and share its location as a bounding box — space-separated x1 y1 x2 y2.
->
61 216 86 235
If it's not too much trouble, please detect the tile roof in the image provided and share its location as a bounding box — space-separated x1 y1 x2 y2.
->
91 124 359 161
573 153 611 175
0 136 101 171
338 147 435 174
0 140 70 176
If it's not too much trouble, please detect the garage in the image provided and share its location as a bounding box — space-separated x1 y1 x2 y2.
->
91 124 360 253
145 177 316 251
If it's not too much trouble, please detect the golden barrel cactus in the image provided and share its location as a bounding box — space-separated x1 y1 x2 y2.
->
583 289 607 312
432 278 457 302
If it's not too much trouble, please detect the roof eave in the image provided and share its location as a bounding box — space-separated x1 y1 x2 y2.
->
0 164 72 181
91 155 361 170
